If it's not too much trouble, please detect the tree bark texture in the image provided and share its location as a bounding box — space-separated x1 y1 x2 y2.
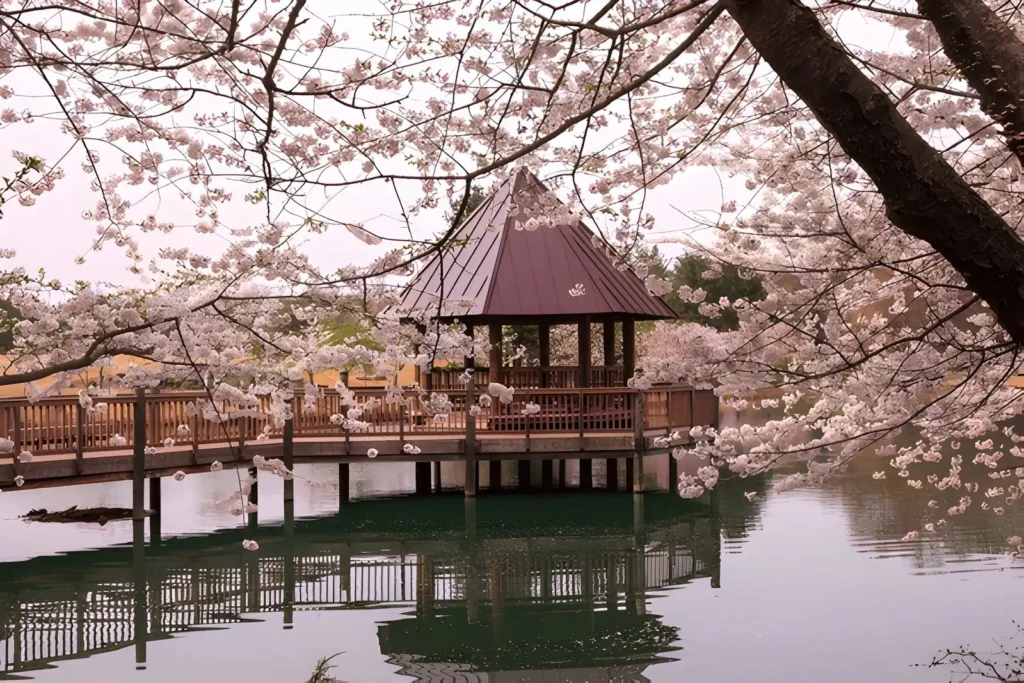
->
725 0 1024 345
917 0 1024 165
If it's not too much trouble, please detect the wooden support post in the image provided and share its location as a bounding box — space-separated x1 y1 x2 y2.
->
541 459 553 489
248 466 259 505
580 458 592 490
622 319 636 386
625 457 634 491
149 476 161 515
338 463 350 505
558 459 566 488
603 321 616 380
11 408 21 478
398 402 405 442
149 476 162 548
606 457 618 491
133 388 146 521
237 422 245 463
539 323 550 388
488 323 503 385
75 403 85 475
489 460 501 490
415 462 431 494
668 451 679 496
283 420 294 502
689 388 695 430
517 459 531 490
190 414 199 465
578 315 592 388
633 393 645 494
465 377 477 497
433 461 442 493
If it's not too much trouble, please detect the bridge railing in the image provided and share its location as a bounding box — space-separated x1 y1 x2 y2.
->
0 385 716 456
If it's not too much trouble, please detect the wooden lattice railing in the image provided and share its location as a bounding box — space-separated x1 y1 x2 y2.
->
0 385 717 458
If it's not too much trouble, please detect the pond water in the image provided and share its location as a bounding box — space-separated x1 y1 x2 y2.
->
0 457 1021 683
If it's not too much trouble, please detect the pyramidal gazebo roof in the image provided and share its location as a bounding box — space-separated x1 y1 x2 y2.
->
397 169 676 322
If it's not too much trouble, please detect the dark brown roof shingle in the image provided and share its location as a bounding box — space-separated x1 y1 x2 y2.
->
397 170 675 321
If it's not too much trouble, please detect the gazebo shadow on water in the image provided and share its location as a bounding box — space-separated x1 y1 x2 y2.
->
0 485 760 681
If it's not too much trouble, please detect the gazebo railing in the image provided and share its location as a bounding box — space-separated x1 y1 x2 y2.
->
0 385 716 456
430 366 624 391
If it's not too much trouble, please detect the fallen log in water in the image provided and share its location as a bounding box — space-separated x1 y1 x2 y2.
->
22 506 146 525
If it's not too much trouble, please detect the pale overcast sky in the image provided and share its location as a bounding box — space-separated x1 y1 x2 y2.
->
0 3 891 289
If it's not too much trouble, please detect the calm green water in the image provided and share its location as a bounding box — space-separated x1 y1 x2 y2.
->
0 459 1021 683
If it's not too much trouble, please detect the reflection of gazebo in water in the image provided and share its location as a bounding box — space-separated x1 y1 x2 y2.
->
375 494 718 683
380 606 675 682
0 493 721 679
398 169 675 390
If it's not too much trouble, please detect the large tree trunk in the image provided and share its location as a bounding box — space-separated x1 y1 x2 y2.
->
724 0 1024 345
917 0 1024 166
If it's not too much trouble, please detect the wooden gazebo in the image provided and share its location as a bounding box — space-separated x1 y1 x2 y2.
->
398 169 675 389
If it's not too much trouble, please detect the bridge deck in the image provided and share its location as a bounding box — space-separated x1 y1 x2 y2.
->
1 385 716 489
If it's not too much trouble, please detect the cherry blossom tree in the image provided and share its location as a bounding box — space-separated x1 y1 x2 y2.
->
2 0 1024 533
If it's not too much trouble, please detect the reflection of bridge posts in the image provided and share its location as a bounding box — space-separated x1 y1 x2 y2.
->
488 556 503 642
605 554 617 611
283 499 295 630
464 498 479 624
132 519 147 670
632 494 646 615
416 554 434 618
76 588 86 655
149 477 162 547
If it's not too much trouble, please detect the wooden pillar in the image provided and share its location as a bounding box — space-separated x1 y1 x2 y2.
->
606 457 617 491
578 316 592 388
75 403 85 474
668 451 679 495
415 462 431 494
283 420 294 502
248 466 259 506
603 321 616 382
133 389 146 521
465 377 477 498
539 323 551 387
579 458 592 490
488 323 503 385
149 477 161 548
417 323 432 391
489 460 502 490
625 457 634 491
518 459 531 490
338 463 350 504
149 477 161 515
558 459 567 488
633 394 645 493
541 459 554 489
465 323 476 370
622 319 636 386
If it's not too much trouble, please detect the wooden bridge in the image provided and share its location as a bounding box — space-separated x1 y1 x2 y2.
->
0 384 717 495
0 493 721 678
